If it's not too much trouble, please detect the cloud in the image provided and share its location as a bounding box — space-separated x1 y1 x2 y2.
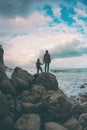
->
50 39 87 59
51 55 87 68
74 2 87 18
0 0 86 69
73 2 87 34
0 10 52 43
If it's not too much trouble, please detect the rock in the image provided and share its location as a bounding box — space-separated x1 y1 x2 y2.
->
7 94 16 114
45 122 68 130
15 114 40 130
22 102 45 115
0 45 4 66
80 85 85 89
63 118 83 130
22 102 36 114
41 90 55 107
80 84 87 89
0 115 15 130
0 91 9 117
33 72 58 91
22 90 30 97
15 99 23 117
0 79 16 95
72 103 87 118
79 113 87 128
47 91 72 122
11 67 34 93
0 67 7 81
0 64 16 95
32 85 46 103
79 93 87 102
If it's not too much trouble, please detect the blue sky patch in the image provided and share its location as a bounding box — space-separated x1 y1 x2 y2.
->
61 5 76 25
12 33 28 38
43 4 60 24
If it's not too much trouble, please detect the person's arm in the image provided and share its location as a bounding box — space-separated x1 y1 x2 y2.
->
43 54 45 63
40 62 43 65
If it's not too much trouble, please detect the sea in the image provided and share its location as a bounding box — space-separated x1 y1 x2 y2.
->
51 68 87 98
6 68 87 98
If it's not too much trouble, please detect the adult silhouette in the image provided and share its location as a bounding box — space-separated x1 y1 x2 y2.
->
43 50 51 72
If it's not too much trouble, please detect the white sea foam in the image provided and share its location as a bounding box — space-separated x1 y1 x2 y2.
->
52 68 87 97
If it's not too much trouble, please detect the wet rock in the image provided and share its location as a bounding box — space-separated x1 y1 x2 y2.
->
22 102 36 114
63 118 83 130
32 85 46 103
15 99 23 117
45 122 68 130
72 103 87 118
15 114 40 130
0 67 7 81
0 91 9 117
79 113 87 128
80 84 87 89
79 93 87 102
11 67 34 93
7 94 16 114
0 79 16 95
33 72 58 91
47 91 72 122
0 115 15 130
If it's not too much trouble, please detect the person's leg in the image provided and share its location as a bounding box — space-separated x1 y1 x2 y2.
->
40 67 42 72
37 68 39 74
47 63 49 72
45 63 47 72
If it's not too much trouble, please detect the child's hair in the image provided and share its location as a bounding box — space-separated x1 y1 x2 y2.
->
37 58 40 61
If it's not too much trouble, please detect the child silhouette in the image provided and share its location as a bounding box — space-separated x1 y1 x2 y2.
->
36 59 43 74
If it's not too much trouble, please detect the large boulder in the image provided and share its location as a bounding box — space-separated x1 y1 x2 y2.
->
72 103 87 118
33 72 58 91
45 122 68 130
31 85 46 103
47 91 72 122
0 79 16 95
78 92 87 102
15 114 40 130
11 67 34 93
0 91 9 117
0 115 15 130
22 102 37 114
63 118 83 130
0 67 7 81
79 113 87 128
0 64 16 95
21 90 34 103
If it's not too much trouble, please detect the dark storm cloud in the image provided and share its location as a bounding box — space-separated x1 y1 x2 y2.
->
50 39 87 59
0 0 37 18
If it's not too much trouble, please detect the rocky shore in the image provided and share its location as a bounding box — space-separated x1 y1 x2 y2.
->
0 47 87 130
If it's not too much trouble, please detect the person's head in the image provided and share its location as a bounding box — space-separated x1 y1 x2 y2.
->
37 58 40 62
46 50 48 54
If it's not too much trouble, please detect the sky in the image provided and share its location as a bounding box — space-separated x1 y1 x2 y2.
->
0 0 87 71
